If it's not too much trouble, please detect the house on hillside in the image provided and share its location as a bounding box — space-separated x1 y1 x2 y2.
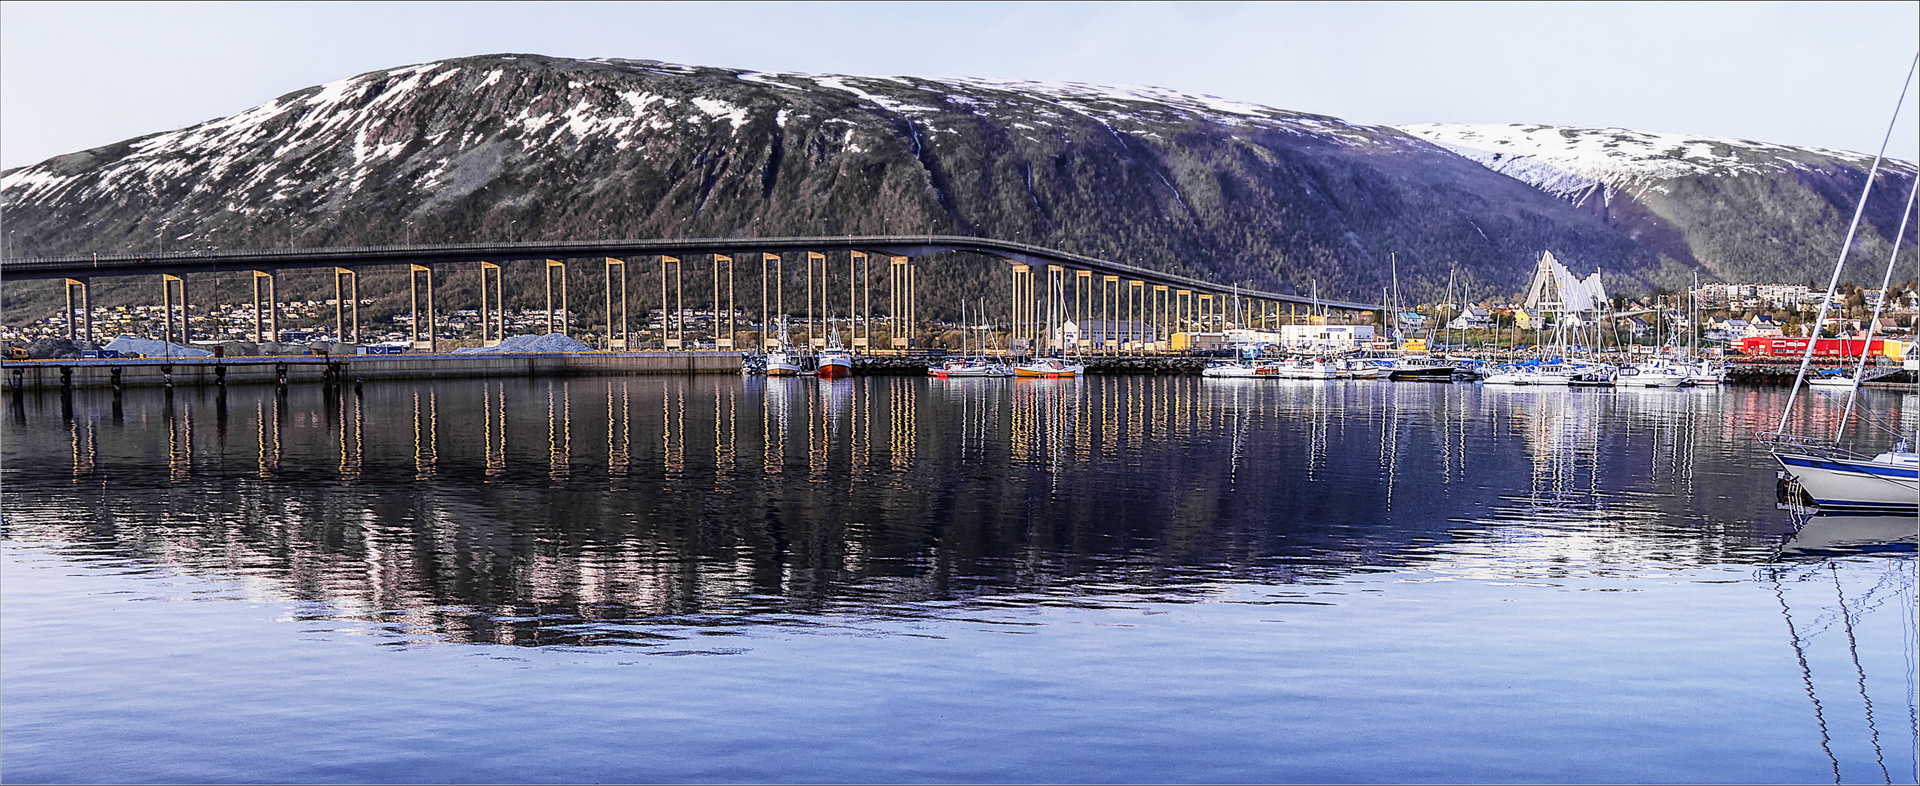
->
1744 315 1785 338
1446 307 1495 331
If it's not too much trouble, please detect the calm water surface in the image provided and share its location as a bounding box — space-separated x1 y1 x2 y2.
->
2 375 1915 784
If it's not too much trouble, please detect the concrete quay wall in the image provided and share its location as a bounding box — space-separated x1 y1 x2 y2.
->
3 352 742 391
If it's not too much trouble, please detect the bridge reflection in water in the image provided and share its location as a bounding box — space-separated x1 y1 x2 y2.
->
0 378 1859 648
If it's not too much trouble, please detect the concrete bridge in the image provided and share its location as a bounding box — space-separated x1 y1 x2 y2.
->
1 235 1382 352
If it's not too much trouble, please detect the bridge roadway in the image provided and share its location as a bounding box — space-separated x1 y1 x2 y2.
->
0 235 1380 312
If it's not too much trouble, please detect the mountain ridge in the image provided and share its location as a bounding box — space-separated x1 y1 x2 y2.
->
2 54 1913 323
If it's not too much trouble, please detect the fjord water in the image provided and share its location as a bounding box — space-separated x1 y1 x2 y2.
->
3 376 1914 784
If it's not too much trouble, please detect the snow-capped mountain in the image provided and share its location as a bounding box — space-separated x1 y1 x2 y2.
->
0 54 1654 314
1398 123 1916 285
2 54 1909 321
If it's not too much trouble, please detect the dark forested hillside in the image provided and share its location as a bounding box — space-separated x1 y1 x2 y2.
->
3 54 1911 325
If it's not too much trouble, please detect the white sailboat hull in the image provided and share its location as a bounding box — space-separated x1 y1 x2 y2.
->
1620 373 1688 388
1776 453 1919 512
1483 371 1572 386
1202 364 1276 379
931 361 1013 378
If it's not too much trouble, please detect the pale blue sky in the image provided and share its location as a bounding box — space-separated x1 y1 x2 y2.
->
2 1 1916 170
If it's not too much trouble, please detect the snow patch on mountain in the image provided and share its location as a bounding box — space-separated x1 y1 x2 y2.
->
1396 123 1905 200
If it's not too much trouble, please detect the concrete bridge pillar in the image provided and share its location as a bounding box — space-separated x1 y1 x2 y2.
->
544 259 568 337
1129 280 1144 354
659 255 681 349
660 255 683 347
761 253 781 349
63 278 91 344
161 274 188 348
1107 277 1121 353
1044 265 1064 352
894 256 915 349
806 251 825 348
1007 263 1031 354
478 262 502 347
605 257 628 350
1074 270 1092 351
409 264 435 352
1151 285 1168 351
714 254 733 349
250 271 277 344
850 251 866 350
333 268 359 344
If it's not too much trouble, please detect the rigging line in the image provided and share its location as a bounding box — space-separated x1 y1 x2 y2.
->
1779 50 1920 435
1837 176 1920 443
1775 567 1843 784
1832 562 1894 784
1904 558 1919 783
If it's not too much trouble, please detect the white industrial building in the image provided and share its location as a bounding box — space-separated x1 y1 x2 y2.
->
1278 323 1376 350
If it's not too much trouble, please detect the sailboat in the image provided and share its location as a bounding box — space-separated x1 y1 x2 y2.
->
1619 313 1690 388
931 301 1013 378
1379 256 1455 381
1015 274 1085 378
1683 274 1728 384
1764 56 1919 513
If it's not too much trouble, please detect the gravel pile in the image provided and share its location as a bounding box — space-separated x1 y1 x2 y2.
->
104 335 213 358
452 334 593 354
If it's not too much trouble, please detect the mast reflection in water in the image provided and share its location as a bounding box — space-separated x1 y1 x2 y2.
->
2 377 1913 784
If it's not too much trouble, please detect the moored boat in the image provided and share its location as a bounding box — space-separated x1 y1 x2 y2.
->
1385 356 1454 381
1618 358 1689 388
931 358 1014 378
1014 358 1085 378
1201 361 1278 379
1764 69 1918 513
817 350 852 378
1686 360 1727 385
1769 436 1919 512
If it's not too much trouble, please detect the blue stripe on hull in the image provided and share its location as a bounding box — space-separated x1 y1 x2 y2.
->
1809 498 1919 512
1776 455 1920 480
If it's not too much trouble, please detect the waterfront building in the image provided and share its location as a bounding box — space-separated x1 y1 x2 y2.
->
1279 323 1376 350
1055 320 1147 350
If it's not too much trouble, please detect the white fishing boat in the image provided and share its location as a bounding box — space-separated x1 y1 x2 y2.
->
764 317 811 376
765 351 807 376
